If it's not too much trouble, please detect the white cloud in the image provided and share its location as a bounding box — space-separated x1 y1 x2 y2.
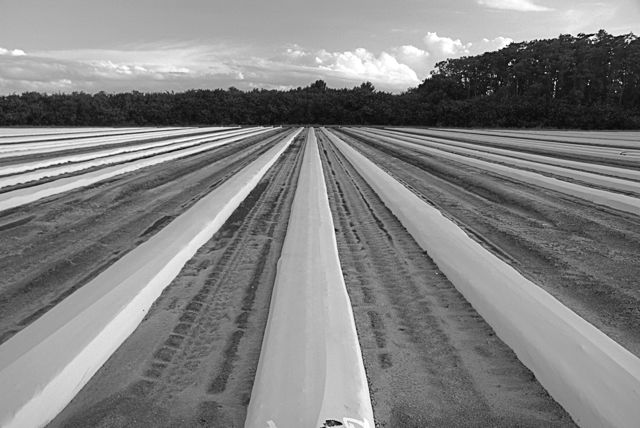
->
392 45 431 73
423 32 472 57
477 0 552 12
272 45 421 90
478 36 514 51
378 33 516 79
396 45 430 58
34 43 237 77
0 44 246 94
0 47 27 56
316 48 420 87
284 44 308 59
421 33 513 61
0 35 515 94
0 43 422 94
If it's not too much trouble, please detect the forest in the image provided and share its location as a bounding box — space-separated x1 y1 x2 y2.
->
0 30 638 128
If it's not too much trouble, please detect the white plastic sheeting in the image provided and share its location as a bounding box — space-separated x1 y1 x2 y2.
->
376 127 640 183
0 127 260 187
0 127 274 212
348 128 640 215
390 127 640 157
325 128 640 428
246 129 374 428
0 127 148 140
428 128 640 148
0 128 302 428
0 127 228 157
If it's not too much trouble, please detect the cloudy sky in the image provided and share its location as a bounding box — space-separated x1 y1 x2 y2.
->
0 0 638 93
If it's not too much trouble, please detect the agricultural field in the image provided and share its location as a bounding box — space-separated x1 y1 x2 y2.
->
0 126 638 427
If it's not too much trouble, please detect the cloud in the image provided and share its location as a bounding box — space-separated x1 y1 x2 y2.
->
392 45 431 72
33 43 239 77
0 47 26 56
0 35 515 94
423 32 472 57
273 45 421 89
386 33 515 79
314 48 420 87
478 36 514 51
284 44 309 59
0 42 422 94
422 33 513 60
0 44 246 94
477 0 552 12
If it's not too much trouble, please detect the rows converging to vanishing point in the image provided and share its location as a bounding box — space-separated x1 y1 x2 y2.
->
0 126 639 427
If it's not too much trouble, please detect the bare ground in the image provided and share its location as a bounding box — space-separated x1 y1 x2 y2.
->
0 128 225 169
48 131 306 427
0 129 285 344
335 128 640 357
317 130 575 427
389 128 640 169
8 125 633 427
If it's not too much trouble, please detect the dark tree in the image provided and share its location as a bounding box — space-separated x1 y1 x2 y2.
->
0 31 638 128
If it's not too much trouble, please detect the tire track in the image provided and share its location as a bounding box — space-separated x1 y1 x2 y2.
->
0 129 285 344
335 128 640 357
317 130 574 427
49 131 306 428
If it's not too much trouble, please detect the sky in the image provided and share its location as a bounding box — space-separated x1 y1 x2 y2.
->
0 0 638 94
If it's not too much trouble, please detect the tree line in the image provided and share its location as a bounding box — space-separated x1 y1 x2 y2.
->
0 30 638 129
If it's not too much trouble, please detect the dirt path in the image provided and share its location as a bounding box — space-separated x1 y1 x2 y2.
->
317 130 574 427
0 129 285 344
336 128 640 357
48 131 306 427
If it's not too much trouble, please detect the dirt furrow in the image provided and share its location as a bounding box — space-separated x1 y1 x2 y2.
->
335 128 640 357
0 128 224 168
49 131 306 428
317 130 574 427
388 128 640 169
0 129 285 344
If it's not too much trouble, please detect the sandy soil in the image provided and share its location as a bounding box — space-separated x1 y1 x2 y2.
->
392 128 640 169
48 132 306 427
0 128 223 168
0 129 285 344
9 126 634 426
317 130 575 427
335 128 640 357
